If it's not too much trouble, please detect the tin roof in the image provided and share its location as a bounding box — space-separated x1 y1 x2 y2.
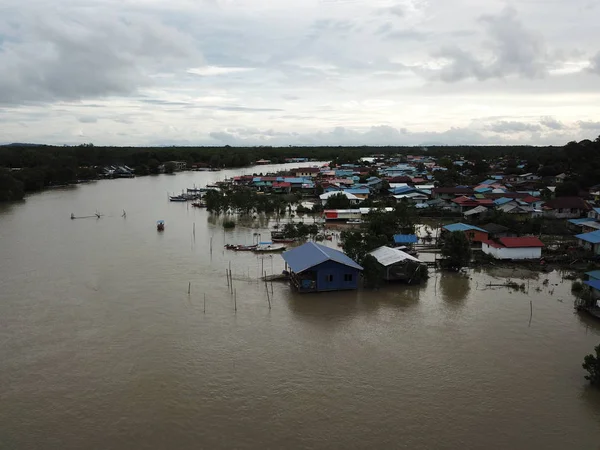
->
368 246 422 266
575 230 600 244
443 223 487 233
393 234 418 244
282 242 363 273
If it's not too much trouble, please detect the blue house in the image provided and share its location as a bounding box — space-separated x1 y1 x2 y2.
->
282 242 363 293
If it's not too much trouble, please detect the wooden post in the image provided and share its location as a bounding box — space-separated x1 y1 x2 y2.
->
529 300 533 327
234 288 237 312
204 293 206 313
193 223 195 240
226 269 230 287
188 282 191 295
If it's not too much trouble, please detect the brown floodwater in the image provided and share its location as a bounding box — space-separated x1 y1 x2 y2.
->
1 163 600 450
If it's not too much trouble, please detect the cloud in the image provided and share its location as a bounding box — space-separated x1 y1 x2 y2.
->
0 7 201 105
487 121 542 133
540 116 565 130
187 66 254 76
577 120 600 130
589 52 600 74
78 116 98 123
431 7 550 82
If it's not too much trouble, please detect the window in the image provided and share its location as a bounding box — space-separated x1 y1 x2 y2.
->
326 274 334 282
344 274 353 282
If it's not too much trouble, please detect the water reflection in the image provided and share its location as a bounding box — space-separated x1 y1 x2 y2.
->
575 312 600 336
286 290 360 327
438 272 471 305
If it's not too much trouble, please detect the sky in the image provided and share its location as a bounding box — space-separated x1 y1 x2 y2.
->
0 0 599 146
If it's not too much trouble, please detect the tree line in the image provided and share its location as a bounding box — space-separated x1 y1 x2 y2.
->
1 135 600 201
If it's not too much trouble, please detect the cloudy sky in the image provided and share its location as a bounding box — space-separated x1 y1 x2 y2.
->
1 0 599 146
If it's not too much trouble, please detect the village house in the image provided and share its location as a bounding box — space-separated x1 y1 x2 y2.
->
294 167 320 178
588 207 600 221
367 246 426 283
442 223 489 243
431 187 475 200
480 223 514 239
481 237 544 260
543 197 591 219
282 242 363 293
320 191 363 205
575 230 600 255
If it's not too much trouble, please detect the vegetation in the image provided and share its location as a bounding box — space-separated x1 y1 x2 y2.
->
325 192 352 209
278 222 320 240
205 188 292 216
582 344 600 386
223 220 236 229
440 232 472 271
1 134 600 201
362 254 385 289
571 281 584 293
341 203 416 264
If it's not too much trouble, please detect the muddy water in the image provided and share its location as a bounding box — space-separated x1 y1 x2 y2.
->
1 164 600 450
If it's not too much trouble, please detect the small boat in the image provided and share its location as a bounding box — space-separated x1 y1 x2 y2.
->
157 220 165 231
347 219 363 224
224 244 257 251
254 242 286 253
272 238 299 243
169 195 187 202
191 202 207 208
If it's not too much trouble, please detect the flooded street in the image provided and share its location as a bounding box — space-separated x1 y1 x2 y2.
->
1 164 600 450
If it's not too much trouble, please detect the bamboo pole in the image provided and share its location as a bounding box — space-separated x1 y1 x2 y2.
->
234 288 237 312
188 282 191 295
204 293 206 313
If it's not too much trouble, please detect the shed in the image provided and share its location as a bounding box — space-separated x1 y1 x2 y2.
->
575 230 600 255
393 234 418 245
282 242 363 293
481 237 544 260
442 223 489 243
368 246 426 282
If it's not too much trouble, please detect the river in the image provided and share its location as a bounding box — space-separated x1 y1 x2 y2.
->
1 163 599 450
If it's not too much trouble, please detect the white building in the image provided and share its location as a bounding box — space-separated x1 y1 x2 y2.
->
481 237 544 260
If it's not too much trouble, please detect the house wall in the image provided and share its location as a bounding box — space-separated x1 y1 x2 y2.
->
465 230 489 243
482 243 542 259
544 208 584 219
577 240 600 255
313 260 361 291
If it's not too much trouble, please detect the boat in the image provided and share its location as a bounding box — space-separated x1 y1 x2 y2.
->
254 242 287 253
157 220 165 231
272 238 299 243
169 195 187 202
224 244 257 251
347 219 363 224
191 202 206 208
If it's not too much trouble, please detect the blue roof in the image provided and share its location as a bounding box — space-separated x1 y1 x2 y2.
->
569 218 591 225
575 230 600 244
344 188 370 195
283 178 305 183
593 207 600 214
585 270 600 280
494 197 513 206
481 179 497 185
282 242 363 273
584 280 600 291
443 223 487 233
390 186 415 195
474 187 492 193
393 234 418 244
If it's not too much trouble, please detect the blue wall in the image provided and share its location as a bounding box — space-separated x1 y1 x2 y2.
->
312 260 360 291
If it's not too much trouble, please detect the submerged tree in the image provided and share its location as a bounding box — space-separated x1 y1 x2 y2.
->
440 231 472 271
583 344 600 386
325 192 352 209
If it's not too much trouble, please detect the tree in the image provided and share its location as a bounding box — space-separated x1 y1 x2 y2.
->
0 169 25 201
555 181 579 197
583 344 600 386
362 254 384 289
440 231 472 271
325 192 351 209
164 161 176 174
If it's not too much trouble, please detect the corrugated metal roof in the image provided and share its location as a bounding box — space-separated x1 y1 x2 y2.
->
443 223 487 233
585 270 600 280
584 280 600 291
393 234 418 244
576 230 600 244
369 246 422 266
569 218 592 225
282 242 363 273
499 237 544 248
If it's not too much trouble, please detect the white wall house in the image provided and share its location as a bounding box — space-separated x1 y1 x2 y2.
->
482 237 544 260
